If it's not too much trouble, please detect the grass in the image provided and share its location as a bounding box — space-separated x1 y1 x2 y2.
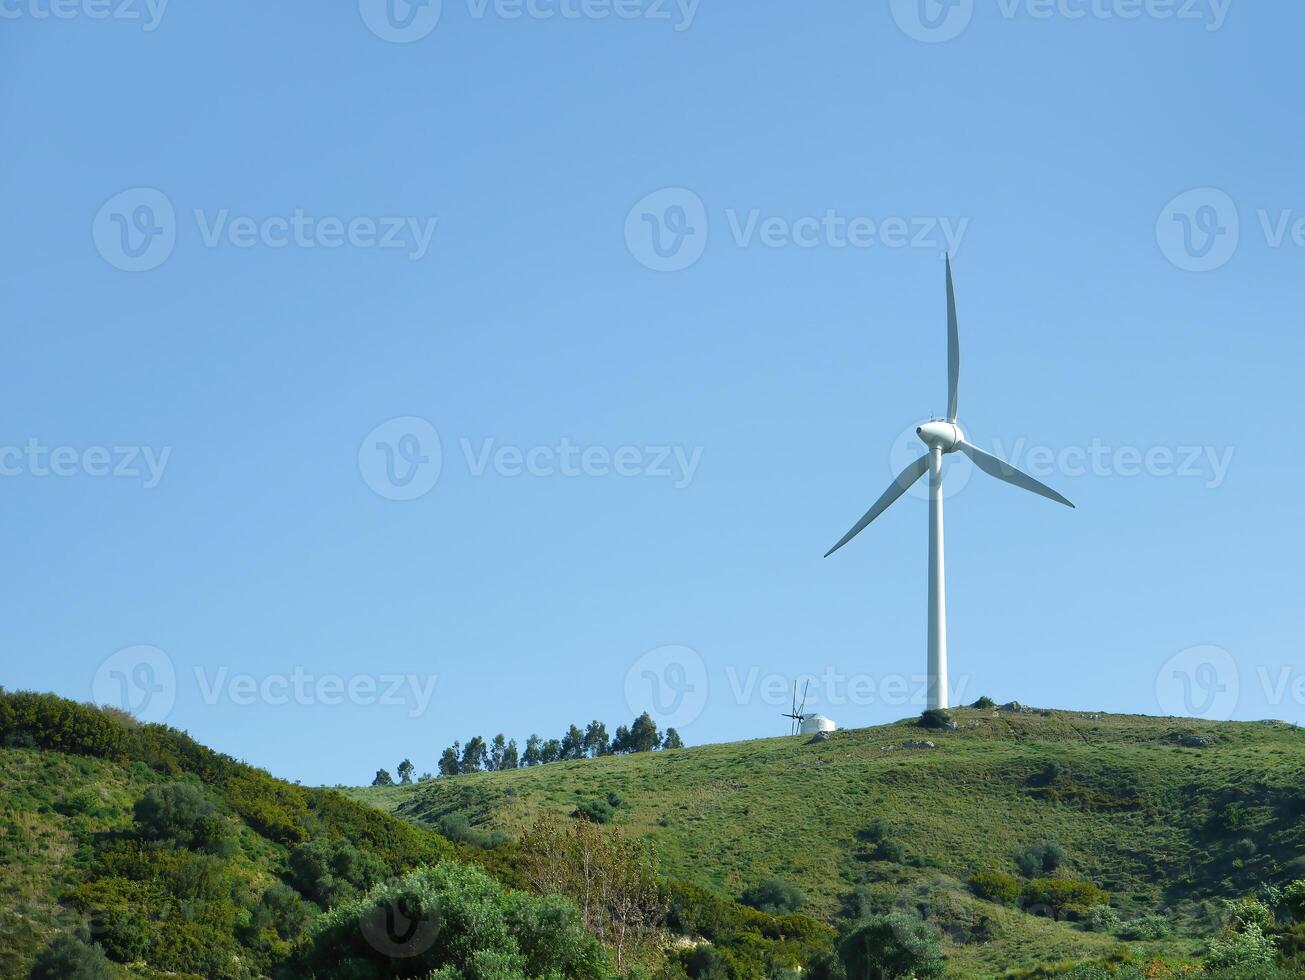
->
349 708 1305 977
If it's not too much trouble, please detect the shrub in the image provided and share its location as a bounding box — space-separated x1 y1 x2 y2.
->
287 837 390 907
1085 904 1121 933
573 798 615 824
839 912 943 980
1021 878 1109 918
681 943 731 980
860 818 892 843
1223 897 1275 935
969 871 1021 906
918 709 953 730
436 813 508 849
973 696 996 709
1116 912 1172 940
1282 879 1305 923
876 839 907 863
133 782 234 855
739 877 805 916
1206 923 1278 971
29 930 114 980
1014 840 1068 877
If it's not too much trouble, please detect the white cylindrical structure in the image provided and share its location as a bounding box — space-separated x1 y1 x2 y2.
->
799 714 836 735
927 447 949 710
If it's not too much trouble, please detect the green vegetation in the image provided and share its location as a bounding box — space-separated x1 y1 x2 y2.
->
352 706 1305 977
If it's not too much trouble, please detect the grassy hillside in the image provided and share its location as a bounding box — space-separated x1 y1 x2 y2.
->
350 707 1305 977
0 691 830 980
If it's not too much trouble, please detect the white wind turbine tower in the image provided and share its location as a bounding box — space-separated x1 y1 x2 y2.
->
824 256 1075 711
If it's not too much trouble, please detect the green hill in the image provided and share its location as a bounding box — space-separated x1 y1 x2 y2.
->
349 707 1305 977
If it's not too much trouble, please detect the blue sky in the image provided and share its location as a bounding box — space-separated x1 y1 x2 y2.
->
2 0 1302 785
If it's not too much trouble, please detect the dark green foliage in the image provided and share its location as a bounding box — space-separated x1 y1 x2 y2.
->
918 708 953 730
397 759 415 784
663 728 684 750
439 743 461 776
740 877 805 915
1014 840 1068 877
681 943 731 980
838 912 943 980
1115 912 1173 940
436 812 508 849
133 781 235 854
303 860 615 980
969 870 1021 905
1021 878 1109 917
875 839 907 863
973 696 997 709
859 818 891 844
574 798 615 824
29 929 114 980
371 768 394 786
251 881 312 942
287 837 390 907
1283 880 1305 922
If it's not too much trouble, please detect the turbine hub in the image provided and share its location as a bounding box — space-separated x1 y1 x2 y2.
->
916 420 963 453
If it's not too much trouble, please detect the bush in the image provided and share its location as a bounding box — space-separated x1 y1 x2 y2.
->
681 944 731 980
29 930 115 980
436 813 508 849
918 709 953 730
1223 897 1275 935
1085 904 1121 933
876 839 907 863
860 818 891 843
1283 880 1305 923
1014 840 1068 877
739 877 805 916
973 696 996 709
1116 912 1172 940
573 799 615 824
839 912 943 980
968 871 1021 906
133 782 236 856
1021 878 1109 918
287 837 390 907
1206 923 1278 971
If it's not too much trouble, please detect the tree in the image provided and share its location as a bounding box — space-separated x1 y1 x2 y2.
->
501 738 520 770
839 912 944 980
489 734 507 771
522 813 666 971
628 712 661 753
397 758 415 784
438 742 461 777
1013 840 1068 877
133 782 233 853
523 734 543 767
372 768 394 787
611 725 632 754
662 728 684 750
584 720 610 757
1282 879 1305 923
561 724 586 761
461 736 488 773
541 739 562 764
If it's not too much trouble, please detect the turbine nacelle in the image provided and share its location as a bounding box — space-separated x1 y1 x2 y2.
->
916 420 963 453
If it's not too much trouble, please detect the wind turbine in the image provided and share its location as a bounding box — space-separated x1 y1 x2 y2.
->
824 256 1074 711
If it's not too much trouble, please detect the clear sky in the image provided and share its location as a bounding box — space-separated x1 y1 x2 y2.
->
2 0 1302 785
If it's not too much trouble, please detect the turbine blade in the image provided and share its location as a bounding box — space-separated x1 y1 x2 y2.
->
946 254 960 422
824 454 931 558
956 440 1075 508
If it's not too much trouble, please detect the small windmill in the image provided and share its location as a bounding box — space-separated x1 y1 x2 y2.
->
782 681 810 735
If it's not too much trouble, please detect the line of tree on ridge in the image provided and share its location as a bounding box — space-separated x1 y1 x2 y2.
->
371 711 684 786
